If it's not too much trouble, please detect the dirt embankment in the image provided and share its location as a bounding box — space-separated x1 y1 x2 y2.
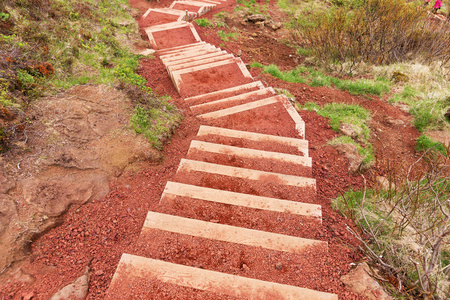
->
0 85 161 274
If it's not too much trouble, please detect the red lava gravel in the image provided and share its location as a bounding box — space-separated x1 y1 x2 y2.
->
0 0 424 299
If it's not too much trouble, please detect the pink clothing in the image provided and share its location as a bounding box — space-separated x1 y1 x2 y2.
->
434 0 442 9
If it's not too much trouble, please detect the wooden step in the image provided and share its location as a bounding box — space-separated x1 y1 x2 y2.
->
163 50 228 66
167 54 235 72
177 159 316 188
197 125 309 156
143 211 326 253
185 81 265 104
188 140 311 166
197 96 279 120
108 254 338 300
161 48 221 64
190 87 275 114
159 44 217 58
161 181 321 218
157 41 207 55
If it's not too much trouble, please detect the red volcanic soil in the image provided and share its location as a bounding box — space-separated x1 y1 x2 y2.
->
0 0 423 299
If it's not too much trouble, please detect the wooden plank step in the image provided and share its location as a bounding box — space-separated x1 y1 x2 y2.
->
167 54 235 72
159 43 215 58
143 211 326 253
189 87 275 113
197 96 279 120
159 44 218 59
108 254 337 300
185 81 265 104
157 41 206 55
177 159 316 188
197 125 309 156
188 140 312 166
163 50 228 66
161 181 321 218
160 47 220 62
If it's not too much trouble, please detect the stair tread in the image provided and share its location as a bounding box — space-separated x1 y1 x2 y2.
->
177 159 315 188
108 254 337 300
185 81 265 103
188 140 311 165
162 181 321 217
197 96 279 119
143 211 326 253
197 125 308 156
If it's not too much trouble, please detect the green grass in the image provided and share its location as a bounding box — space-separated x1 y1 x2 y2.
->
389 85 449 132
416 135 447 156
0 0 182 150
235 0 269 14
329 135 374 165
254 64 390 96
194 18 214 28
217 30 238 42
304 102 371 139
302 101 373 166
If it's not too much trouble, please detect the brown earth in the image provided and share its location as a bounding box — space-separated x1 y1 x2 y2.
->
0 0 425 299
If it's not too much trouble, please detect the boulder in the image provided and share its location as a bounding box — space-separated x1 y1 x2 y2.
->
339 123 361 139
332 143 363 173
247 14 267 22
341 262 392 300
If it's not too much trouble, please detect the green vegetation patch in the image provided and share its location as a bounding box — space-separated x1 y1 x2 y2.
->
302 101 373 166
253 64 390 96
416 135 447 156
194 18 215 28
217 30 238 42
0 0 181 151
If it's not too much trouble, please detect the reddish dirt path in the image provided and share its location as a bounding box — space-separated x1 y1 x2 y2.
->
0 0 423 299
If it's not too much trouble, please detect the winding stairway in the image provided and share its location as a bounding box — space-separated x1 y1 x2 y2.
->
106 1 338 299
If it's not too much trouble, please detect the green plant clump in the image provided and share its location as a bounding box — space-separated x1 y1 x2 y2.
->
217 30 237 42
256 64 390 96
194 18 214 28
416 135 448 156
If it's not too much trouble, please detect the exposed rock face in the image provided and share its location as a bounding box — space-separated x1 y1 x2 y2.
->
332 143 363 173
0 85 161 272
341 262 392 300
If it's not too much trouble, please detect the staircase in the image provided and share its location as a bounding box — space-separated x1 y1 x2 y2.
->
105 1 338 299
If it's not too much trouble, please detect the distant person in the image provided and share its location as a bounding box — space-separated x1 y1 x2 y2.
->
424 0 430 6
432 0 442 13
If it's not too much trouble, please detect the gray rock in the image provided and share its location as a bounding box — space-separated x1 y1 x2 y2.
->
49 266 90 300
341 262 392 300
247 14 267 22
